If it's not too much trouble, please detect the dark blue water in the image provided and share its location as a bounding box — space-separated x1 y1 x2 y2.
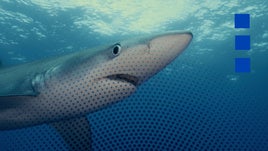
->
0 0 268 150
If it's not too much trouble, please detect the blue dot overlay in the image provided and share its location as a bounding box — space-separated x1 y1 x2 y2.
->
235 14 250 28
234 14 251 73
235 35 250 50
235 58 251 73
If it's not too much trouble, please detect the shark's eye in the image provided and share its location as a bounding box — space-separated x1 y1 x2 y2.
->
112 44 121 56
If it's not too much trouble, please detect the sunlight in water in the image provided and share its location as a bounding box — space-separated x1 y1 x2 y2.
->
30 0 189 35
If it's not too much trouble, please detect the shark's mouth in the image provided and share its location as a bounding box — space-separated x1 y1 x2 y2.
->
106 74 139 86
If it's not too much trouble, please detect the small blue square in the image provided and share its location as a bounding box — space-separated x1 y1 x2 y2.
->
235 14 250 28
235 58 250 73
235 35 250 50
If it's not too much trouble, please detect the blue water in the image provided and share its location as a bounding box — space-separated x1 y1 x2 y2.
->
1 0 268 150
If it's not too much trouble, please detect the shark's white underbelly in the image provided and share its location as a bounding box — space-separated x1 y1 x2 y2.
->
0 67 136 130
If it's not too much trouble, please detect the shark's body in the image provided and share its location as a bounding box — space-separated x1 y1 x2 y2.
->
0 31 192 150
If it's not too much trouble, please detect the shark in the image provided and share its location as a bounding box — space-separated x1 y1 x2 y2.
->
0 31 192 150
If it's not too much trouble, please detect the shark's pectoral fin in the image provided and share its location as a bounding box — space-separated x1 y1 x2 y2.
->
49 116 92 151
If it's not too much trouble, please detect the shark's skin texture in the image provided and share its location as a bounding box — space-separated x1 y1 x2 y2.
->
0 31 192 150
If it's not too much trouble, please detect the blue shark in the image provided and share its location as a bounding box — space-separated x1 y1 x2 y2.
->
0 31 192 150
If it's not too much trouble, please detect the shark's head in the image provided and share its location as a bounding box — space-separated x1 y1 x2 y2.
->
99 31 192 85
86 31 193 105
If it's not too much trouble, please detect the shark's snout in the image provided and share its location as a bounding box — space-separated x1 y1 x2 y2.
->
149 32 193 61
121 31 193 85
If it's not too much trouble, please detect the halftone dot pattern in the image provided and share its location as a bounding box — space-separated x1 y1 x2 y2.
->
1 48 268 150
89 54 268 150
0 125 67 151
0 33 189 131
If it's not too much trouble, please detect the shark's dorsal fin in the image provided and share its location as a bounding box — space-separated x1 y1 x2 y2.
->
49 116 92 151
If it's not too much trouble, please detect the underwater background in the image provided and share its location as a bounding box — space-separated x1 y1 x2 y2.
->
0 0 268 150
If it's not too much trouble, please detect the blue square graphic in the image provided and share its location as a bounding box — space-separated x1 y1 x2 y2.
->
235 35 250 50
235 58 250 73
235 14 250 28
